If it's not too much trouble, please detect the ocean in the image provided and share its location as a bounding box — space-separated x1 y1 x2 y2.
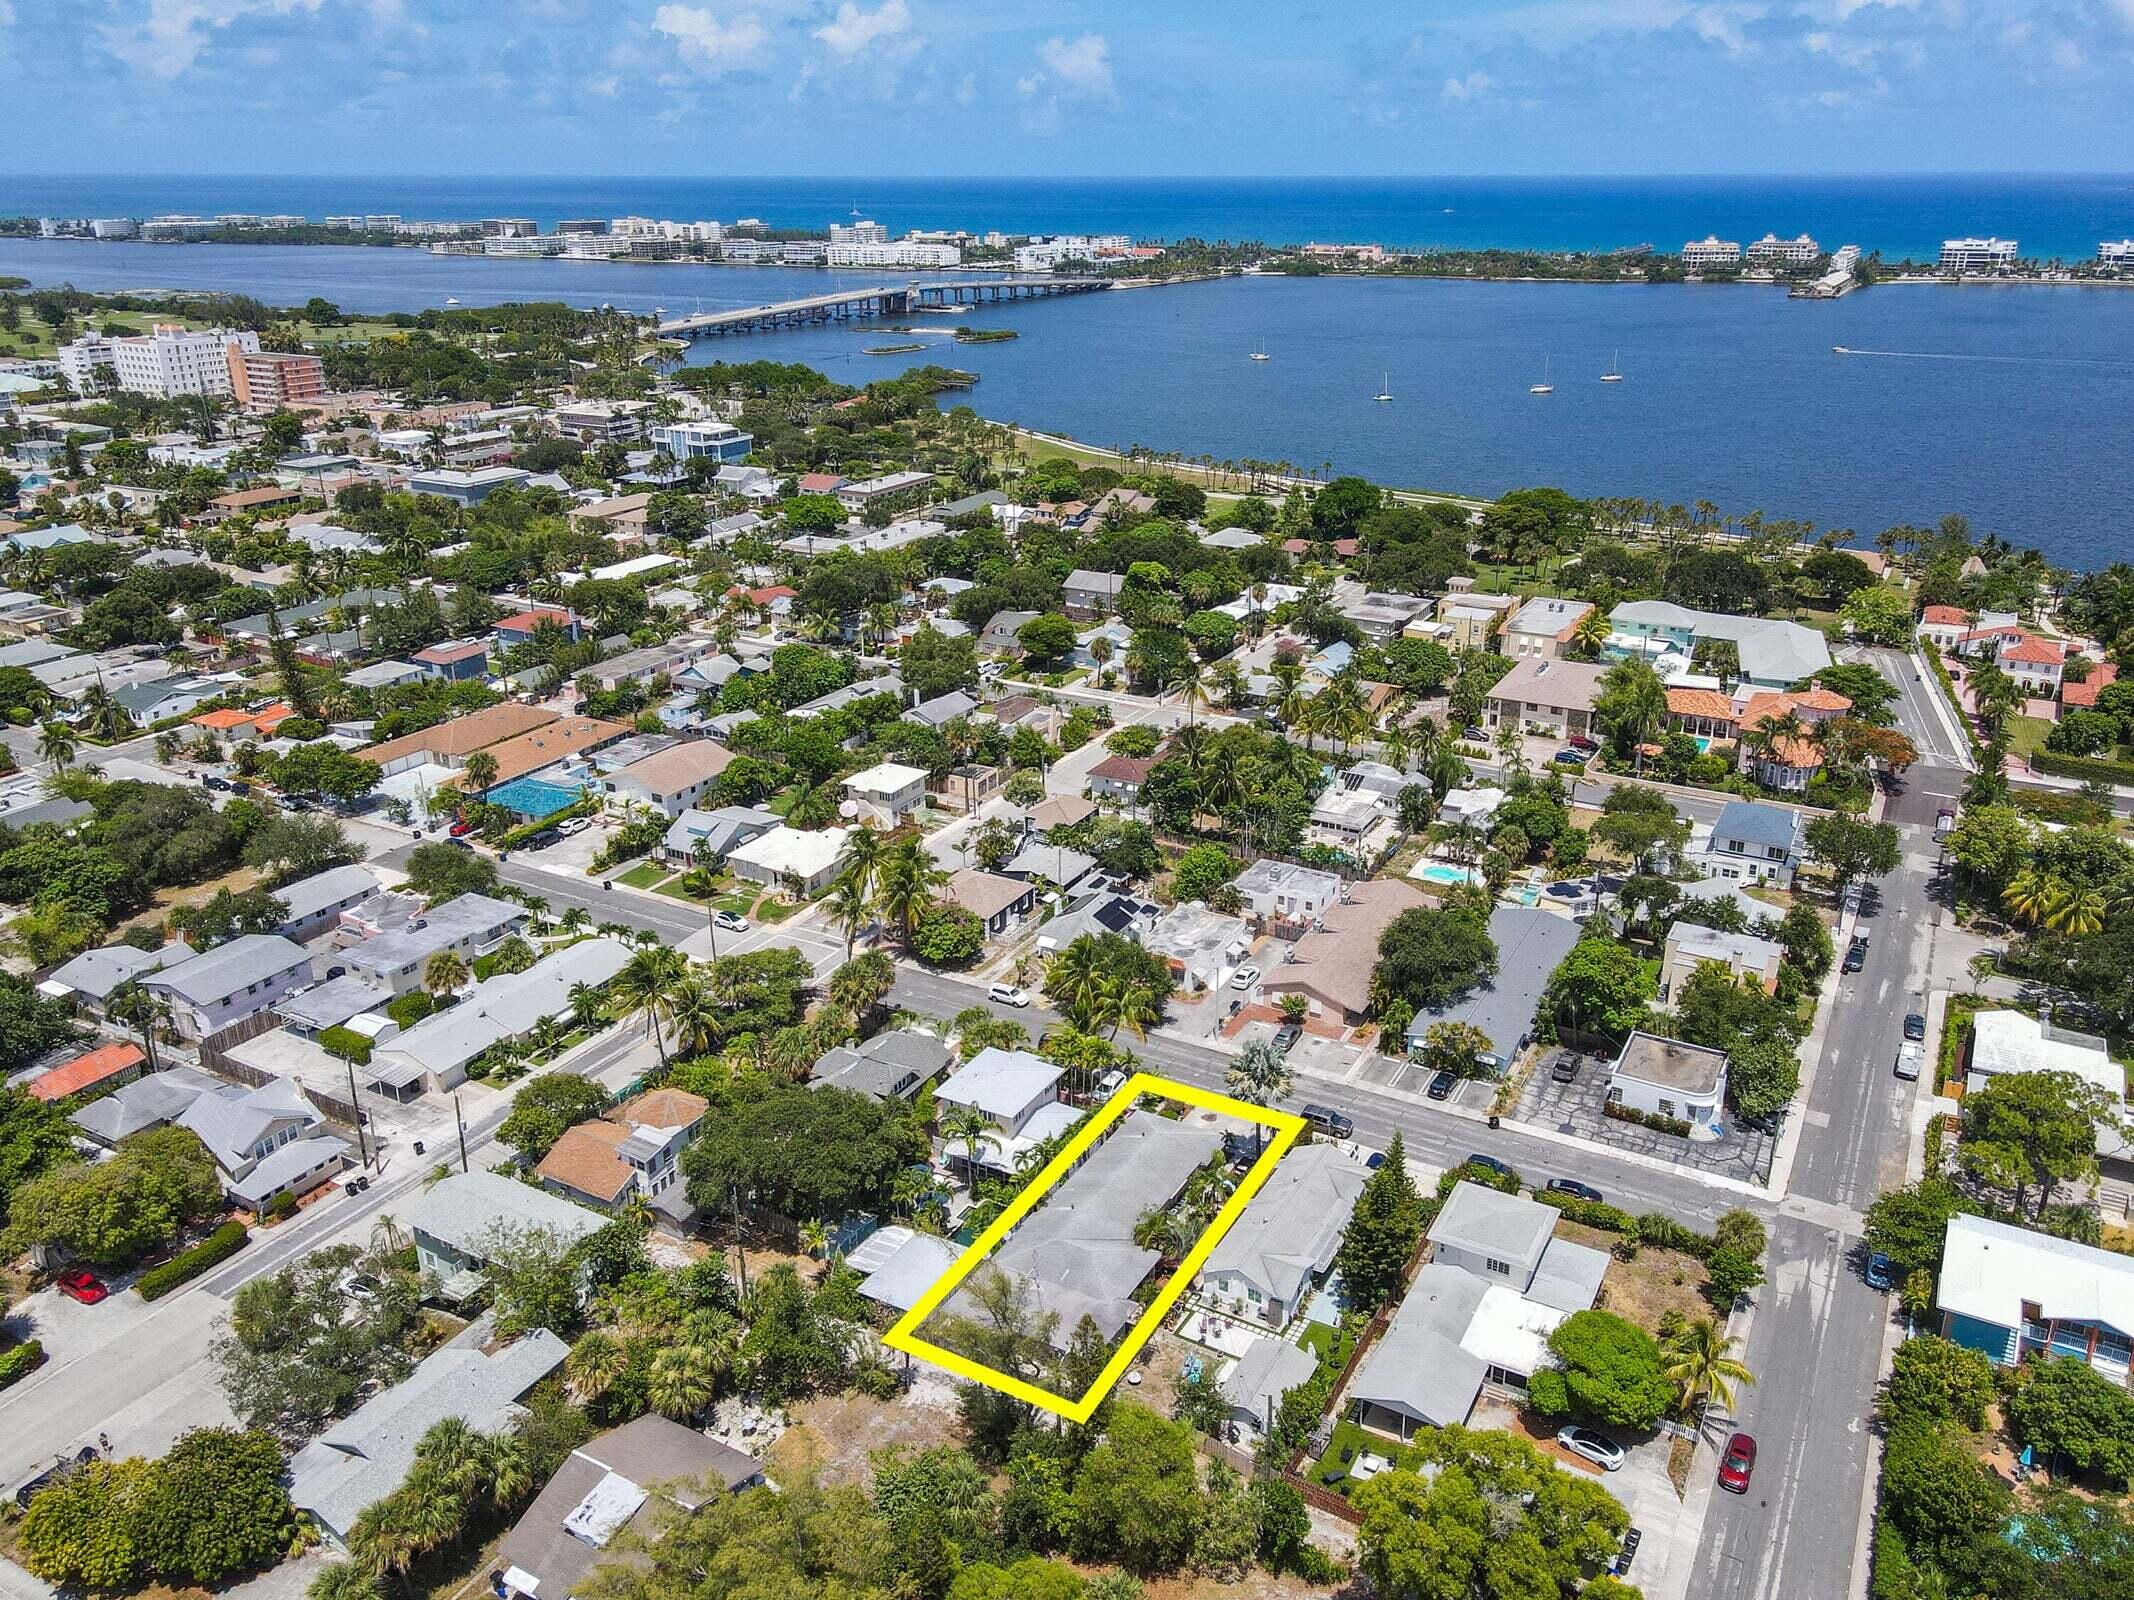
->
6 173 2134 263
1 233 2130 569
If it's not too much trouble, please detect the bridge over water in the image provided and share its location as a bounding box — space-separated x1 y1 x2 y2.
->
655 276 1110 338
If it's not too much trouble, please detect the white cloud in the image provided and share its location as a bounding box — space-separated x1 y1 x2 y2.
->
99 0 325 80
1441 70 1497 100
652 4 767 75
1036 32 1115 98
813 0 909 58
1688 4 1763 53
954 70 976 103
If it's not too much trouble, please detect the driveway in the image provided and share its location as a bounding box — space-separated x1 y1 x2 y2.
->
1515 1049 1775 1185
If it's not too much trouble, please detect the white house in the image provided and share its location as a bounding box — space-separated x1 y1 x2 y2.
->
1231 859 1343 929
1695 799 1806 888
603 741 734 819
727 824 852 897
1144 901 1253 994
1196 1144 1368 1329
1607 1030 1731 1138
842 762 929 828
933 1046 1080 1173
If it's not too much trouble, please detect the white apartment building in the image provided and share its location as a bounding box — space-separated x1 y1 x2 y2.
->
1941 237 2019 272
1745 232 1819 265
62 326 262 399
825 241 963 268
2101 240 2134 271
1830 244 1861 275
562 236 632 259
829 219 889 246
1680 235 1743 268
483 235 561 257
1013 234 1130 271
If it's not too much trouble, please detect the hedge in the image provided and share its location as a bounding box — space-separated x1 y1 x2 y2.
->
1532 1189 1639 1235
2029 749 2134 787
138 1221 249 1301
1603 1101 1693 1139
0 1339 46 1390
1531 1189 1722 1260
496 795 599 851
385 991 436 1029
318 1024 374 1066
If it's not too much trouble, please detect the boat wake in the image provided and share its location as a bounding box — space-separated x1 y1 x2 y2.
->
1833 345 2133 369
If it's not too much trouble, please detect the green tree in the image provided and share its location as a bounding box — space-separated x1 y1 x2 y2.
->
477 1221 586 1337
912 904 986 967
272 744 382 804
497 1074 609 1159
403 841 501 903
129 1427 297 1584
1170 841 1239 902
1883 1335 1997 1429
1840 584 1913 645
1333 1130 1424 1311
1068 1405 1204 1575
1371 908 1498 1016
2005 1357 2134 1487
1879 1415 2012 1582
5 1126 222 1267
1862 1177 1971 1283
215 1242 422 1435
1958 1069 2105 1221
1593 658 1668 762
1526 1310 1673 1430
0 1085 75 1226
1542 933 1653 1042
1803 812 1901 898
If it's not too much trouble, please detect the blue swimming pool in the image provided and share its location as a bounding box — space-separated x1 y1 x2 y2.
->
486 776 587 819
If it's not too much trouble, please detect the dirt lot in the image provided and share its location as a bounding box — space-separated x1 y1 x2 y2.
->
1553 1220 1713 1334
780 1373 968 1490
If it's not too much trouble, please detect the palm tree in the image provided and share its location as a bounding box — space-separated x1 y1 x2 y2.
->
829 949 897 1023
307 1562 385 1600
2042 879 2105 937
1662 1316 1756 1418
424 950 468 999
461 749 499 795
567 981 604 1033
1103 977 1164 1043
647 1341 719 1420
785 781 838 829
615 945 686 1065
940 1103 999 1190
370 1213 409 1256
2001 868 2056 929
36 721 75 769
824 872 872 959
874 838 946 947
1043 937 1106 1030
565 1331 628 1404
1568 606 1611 660
1225 1039 1293 1155
664 974 720 1058
76 683 135 743
837 823 883 900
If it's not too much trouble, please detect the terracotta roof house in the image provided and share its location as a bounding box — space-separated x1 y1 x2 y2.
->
449 715 630 793
536 1122 636 1207
2062 661 2119 711
797 473 845 494
28 1042 146 1104
1665 686 1739 741
1737 688 1852 790
1087 752 1156 803
1261 878 1428 1022
539 1086 711 1215
360 702 559 776
494 607 584 645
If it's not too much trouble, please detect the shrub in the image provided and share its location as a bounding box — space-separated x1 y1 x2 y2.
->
0 1339 46 1389
2030 749 2134 786
1604 1101 1692 1138
1633 1211 1715 1260
385 990 435 1029
138 1221 249 1301
265 1190 298 1222
317 1024 373 1065
1533 1188 1638 1235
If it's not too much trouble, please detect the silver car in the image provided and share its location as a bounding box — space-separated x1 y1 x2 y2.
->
1556 1425 1627 1472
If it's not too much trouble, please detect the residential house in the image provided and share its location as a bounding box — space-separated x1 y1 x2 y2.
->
2062 662 2120 720
810 1029 954 1102
932 1046 1079 1174
1001 840 1095 893
1341 590 1432 641
345 660 425 692
26 1042 146 1106
1072 620 1134 671
1736 687 1852 791
411 1169 608 1300
1145 901 1253 994
660 804 779 867
1196 1144 1368 1329
1606 601 1831 689
849 1226 965 1316
1994 633 2067 699
1232 860 1343 930
69 1065 224 1148
1086 752 1156 805
978 609 1040 657
908 689 978 728
342 892 527 998
289 1330 569 1552
931 763 1005 816
1026 793 1098 832
1665 686 1739 745
38 939 189 1016
1037 888 1160 954
277 974 396 1040
555 400 651 443
1427 592 1518 652
1502 597 1595 660
1307 782 1395 857
1936 1212 2133 1381
650 419 753 462
494 607 585 647
366 938 632 1096
1916 605 1970 653
1607 1030 1731 1136
412 639 490 680
111 675 220 724
843 762 929 828
359 702 562 777
1262 879 1428 1023
1696 799 1806 888
1351 1182 1609 1437
944 869 1037 936
536 1087 709 1216
1221 1337 1320 1441
603 741 734 819
1660 926 1785 1003
939 1111 1225 1346
1402 906 1579 1073
1439 786 1506 829
492 1417 761 1600
727 825 852 897
176 1076 350 1210
1961 1009 2129 1176
146 933 315 1041
1485 657 1610 741
1063 569 1125 618
835 470 934 514
272 864 383 943
187 703 295 747
407 466 533 505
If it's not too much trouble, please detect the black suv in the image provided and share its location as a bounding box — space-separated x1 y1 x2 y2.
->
1842 935 1869 974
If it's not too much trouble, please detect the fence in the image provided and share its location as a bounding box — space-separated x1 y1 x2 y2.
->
199 1024 361 1127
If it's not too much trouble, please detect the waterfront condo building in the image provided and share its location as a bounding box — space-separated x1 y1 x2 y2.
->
1681 235 1742 268
228 348 326 410
1745 232 1820 266
1940 237 2019 272
61 325 263 399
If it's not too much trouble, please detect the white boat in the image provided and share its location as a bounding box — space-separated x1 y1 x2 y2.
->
1373 370 1392 402
1834 345 1850 354
1601 350 1623 383
1530 358 1554 395
1250 346 1270 361
445 297 459 307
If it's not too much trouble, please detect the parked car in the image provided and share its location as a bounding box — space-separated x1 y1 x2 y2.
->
1465 1152 1515 1181
1894 1042 1922 1081
448 818 476 838
202 775 232 792
1427 1069 1457 1100
1229 964 1262 992
1568 735 1600 753
1718 1433 1758 1493
1272 1022 1302 1057
1842 935 1869 974
14 1448 98 1511
713 910 750 933
1934 807 1957 839
280 794 314 812
559 815 592 836
987 983 1032 1008
1903 1012 1927 1042
525 829 562 849
1547 1178 1604 1204
1555 1425 1626 1472
1865 1251 1895 1291
54 1268 107 1305
1551 747 1589 767
1301 1102 1353 1140
1550 1053 1582 1083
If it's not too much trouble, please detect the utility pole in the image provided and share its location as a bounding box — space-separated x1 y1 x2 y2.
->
344 1051 369 1169
454 1093 469 1174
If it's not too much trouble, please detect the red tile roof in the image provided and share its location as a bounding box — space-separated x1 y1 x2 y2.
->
1999 634 2065 666
1666 688 1738 722
1921 605 1968 625
797 473 845 493
497 607 578 633
30 1043 145 1103
2062 662 2119 709
1088 753 1157 785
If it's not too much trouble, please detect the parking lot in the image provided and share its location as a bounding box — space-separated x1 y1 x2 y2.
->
1353 1049 1497 1110
1515 1049 1776 1184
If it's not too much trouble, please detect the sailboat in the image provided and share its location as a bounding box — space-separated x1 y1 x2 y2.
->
444 297 460 307
1250 341 1269 362
1373 370 1393 402
1530 358 1554 395
1601 350 1623 383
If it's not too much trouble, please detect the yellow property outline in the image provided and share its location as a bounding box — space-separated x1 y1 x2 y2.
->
885 1071 1306 1422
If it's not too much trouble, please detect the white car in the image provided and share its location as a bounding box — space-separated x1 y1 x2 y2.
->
1556 1425 1627 1472
713 910 750 933
1894 1041 1923 1081
558 815 592 836
1229 964 1262 992
988 982 1032 1008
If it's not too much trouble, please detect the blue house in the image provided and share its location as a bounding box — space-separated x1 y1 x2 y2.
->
1936 1212 2133 1383
412 639 491 681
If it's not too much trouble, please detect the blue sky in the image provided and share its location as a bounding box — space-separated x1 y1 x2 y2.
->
2 0 2131 175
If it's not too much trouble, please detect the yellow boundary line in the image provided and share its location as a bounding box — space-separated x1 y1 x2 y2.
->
885 1071 1305 1422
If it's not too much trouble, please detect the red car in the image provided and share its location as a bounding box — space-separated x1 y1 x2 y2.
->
54 1268 108 1305
448 818 476 838
1718 1432 1757 1493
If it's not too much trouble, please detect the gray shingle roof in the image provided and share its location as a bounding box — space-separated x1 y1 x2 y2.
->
47 940 186 1003
69 1065 221 1143
148 934 310 1005
343 893 526 979
853 1227 963 1312
373 938 631 1082
1429 1181 1557 1270
1711 799 1803 853
935 1047 1060 1121
273 864 381 931
1199 1144 1368 1309
1221 1337 1319 1420
1350 1263 1491 1428
411 1169 607 1258
810 1029 953 1101
1404 906 1579 1059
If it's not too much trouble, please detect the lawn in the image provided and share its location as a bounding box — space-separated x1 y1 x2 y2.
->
655 876 712 903
1304 1417 1383 1495
1297 1316 1357 1372
1554 1218 1713 1335
2006 714 2054 762
614 861 671 891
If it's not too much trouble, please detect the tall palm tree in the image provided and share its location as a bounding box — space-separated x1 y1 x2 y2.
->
824 872 872 959
2041 879 2105 936
785 781 838 829
940 1103 999 1190
564 1331 628 1404
874 839 946 947
1043 937 1106 1030
615 945 686 1066
1662 1316 1756 1418
837 823 883 900
647 1341 719 1420
370 1213 410 1256
567 981 604 1033
1225 1039 1293 1155
664 974 720 1058
1103 977 1164 1043
36 721 75 769
828 949 897 1022
424 950 468 999
2001 868 2056 929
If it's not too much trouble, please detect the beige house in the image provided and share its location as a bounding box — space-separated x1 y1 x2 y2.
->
1501 597 1594 660
1659 926 1785 1004
1485 657 1610 740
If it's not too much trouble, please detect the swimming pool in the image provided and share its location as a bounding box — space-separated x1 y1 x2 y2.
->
1413 862 1485 888
486 776 588 819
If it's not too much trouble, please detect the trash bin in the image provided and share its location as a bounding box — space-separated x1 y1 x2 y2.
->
412 1140 425 1156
